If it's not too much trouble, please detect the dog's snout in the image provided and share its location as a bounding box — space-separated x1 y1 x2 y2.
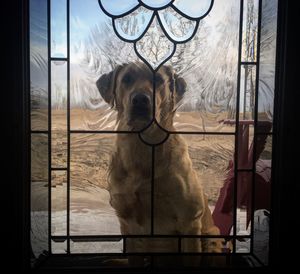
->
131 93 151 107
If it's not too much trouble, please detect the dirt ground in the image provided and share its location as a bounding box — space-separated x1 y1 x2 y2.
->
31 109 272 208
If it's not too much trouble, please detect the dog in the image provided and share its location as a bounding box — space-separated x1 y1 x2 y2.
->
96 63 223 267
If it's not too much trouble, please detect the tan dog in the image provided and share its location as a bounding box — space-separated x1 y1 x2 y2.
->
96 63 223 267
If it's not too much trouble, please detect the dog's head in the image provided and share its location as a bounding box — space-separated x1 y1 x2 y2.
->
96 63 186 130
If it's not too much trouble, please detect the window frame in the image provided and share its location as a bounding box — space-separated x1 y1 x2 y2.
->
5 0 296 272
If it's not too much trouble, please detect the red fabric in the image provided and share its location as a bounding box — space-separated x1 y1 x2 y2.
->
212 121 272 235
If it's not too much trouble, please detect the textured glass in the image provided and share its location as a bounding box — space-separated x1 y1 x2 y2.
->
182 135 235 208
70 134 152 235
170 0 240 132
240 66 256 121
141 0 172 8
52 240 67 254
30 0 48 131
236 172 253 237
100 0 139 16
242 0 259 62
154 134 235 236
236 238 251 253
31 133 49 257
173 0 212 19
158 7 197 42
51 171 67 236
140 122 168 145
258 0 278 130
70 0 137 131
136 18 175 69
253 135 271 264
51 61 67 168
51 0 67 58
70 240 123 253
70 0 239 133
114 6 153 41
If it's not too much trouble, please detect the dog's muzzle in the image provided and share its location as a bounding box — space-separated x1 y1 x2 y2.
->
129 92 152 121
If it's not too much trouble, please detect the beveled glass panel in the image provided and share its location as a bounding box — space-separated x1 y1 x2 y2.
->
236 238 251 253
258 0 278 131
52 240 67 254
31 133 49 257
236 172 253 237
158 6 197 42
100 0 139 16
242 0 259 62
240 65 256 121
70 239 123 253
51 170 67 236
51 0 67 58
173 0 212 19
141 0 172 8
30 0 48 131
114 6 153 41
253 135 271 264
51 61 67 168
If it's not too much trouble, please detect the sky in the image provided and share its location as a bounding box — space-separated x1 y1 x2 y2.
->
30 0 278 116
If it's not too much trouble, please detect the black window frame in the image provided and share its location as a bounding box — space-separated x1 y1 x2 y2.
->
4 0 297 272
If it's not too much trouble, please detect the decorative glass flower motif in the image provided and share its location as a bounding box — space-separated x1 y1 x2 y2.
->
98 0 214 70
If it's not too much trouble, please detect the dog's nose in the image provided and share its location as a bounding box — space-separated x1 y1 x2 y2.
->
131 93 151 107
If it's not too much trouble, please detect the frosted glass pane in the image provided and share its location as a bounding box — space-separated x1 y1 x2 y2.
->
31 133 49 257
100 0 139 16
30 0 48 131
51 0 67 58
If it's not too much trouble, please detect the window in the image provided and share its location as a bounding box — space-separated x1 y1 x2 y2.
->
30 0 279 269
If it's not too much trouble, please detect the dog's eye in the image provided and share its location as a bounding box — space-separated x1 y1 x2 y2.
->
155 74 164 86
122 73 133 85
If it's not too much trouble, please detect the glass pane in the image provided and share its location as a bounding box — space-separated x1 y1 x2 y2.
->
70 239 123 253
114 6 153 41
258 0 278 131
31 133 49 257
236 172 253 237
125 238 178 253
52 240 67 254
70 0 138 131
182 238 227 253
30 0 48 131
237 122 254 170
141 0 172 8
51 61 67 168
158 7 197 42
51 171 67 236
242 0 259 62
253 209 270 265
254 133 272 212
173 0 212 19
253 135 271 264
100 0 139 16
51 0 67 58
135 17 175 69
169 0 239 132
70 133 152 235
236 238 251 253
153 135 234 236
240 65 256 121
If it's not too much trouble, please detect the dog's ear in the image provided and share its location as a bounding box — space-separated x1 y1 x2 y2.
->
174 74 187 103
162 66 187 103
96 65 123 107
